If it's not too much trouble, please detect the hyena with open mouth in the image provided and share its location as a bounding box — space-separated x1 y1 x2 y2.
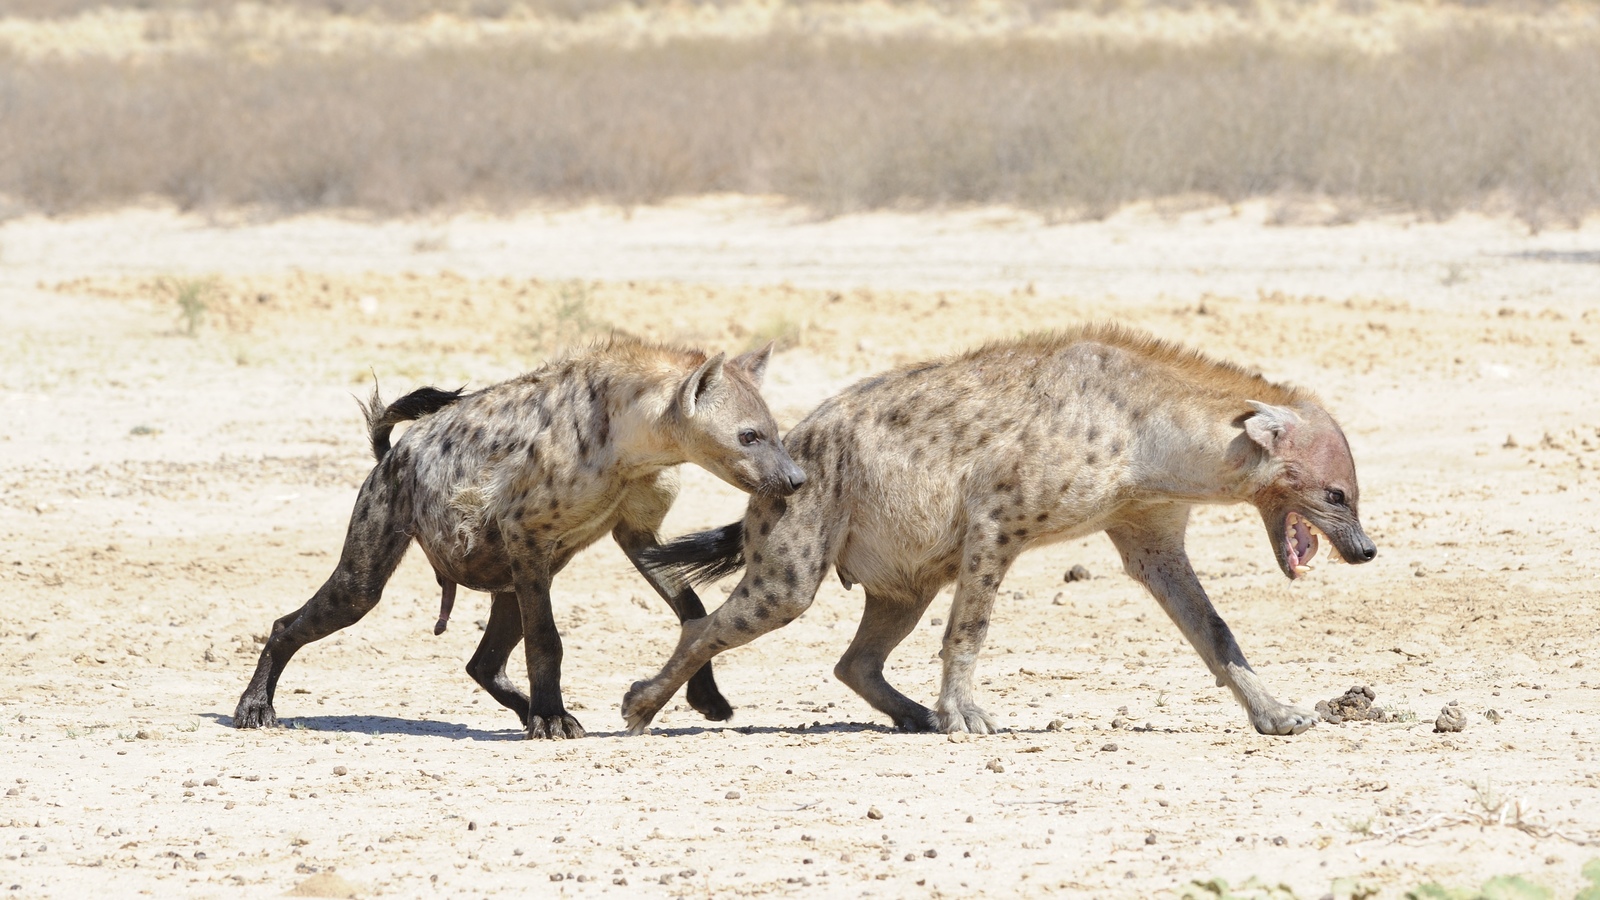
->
233 336 805 739
627 324 1376 737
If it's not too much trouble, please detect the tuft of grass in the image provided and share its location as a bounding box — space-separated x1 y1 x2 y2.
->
158 276 217 337
746 314 805 353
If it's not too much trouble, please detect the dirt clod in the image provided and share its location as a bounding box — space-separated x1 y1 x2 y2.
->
1315 685 1389 724
1064 565 1092 583
1434 701 1467 733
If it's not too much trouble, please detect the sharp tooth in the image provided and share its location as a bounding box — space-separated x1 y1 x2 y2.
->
1293 565 1309 575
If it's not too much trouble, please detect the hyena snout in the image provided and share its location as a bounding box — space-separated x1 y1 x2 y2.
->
757 452 807 496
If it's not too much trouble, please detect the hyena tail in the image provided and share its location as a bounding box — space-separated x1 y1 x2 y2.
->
359 383 466 461
639 522 747 586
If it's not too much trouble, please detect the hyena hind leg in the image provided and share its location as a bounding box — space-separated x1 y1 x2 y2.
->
465 591 531 726
233 471 412 728
834 586 939 732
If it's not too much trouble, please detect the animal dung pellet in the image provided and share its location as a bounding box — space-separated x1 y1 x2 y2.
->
1434 701 1467 733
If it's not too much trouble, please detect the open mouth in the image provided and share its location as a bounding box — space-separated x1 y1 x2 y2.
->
1285 511 1322 577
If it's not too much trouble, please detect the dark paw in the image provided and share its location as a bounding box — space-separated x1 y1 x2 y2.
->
892 711 938 733
232 696 279 729
686 668 733 723
526 713 586 740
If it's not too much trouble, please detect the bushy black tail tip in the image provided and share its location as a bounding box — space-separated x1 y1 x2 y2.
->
639 522 747 586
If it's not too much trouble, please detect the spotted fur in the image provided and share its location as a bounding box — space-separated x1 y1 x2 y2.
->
626 325 1376 737
234 336 805 739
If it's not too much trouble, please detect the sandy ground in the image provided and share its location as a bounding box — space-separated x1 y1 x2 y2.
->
2 198 1599 898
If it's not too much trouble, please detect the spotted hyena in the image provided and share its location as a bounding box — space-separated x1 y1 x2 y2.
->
233 337 806 739
624 325 1376 736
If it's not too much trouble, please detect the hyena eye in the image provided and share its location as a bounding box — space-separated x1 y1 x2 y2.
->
1326 488 1346 506
738 429 762 447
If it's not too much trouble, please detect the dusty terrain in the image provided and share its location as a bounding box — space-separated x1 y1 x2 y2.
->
2 199 1599 897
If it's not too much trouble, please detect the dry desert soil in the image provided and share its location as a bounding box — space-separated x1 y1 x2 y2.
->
2 199 1599 897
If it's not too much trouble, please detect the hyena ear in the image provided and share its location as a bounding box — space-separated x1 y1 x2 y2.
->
678 352 727 418
1242 401 1302 453
730 341 775 387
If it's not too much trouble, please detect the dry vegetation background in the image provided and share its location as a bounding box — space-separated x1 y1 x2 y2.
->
2 0 1599 223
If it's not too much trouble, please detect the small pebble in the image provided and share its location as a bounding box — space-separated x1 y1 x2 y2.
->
1101 743 1118 752
985 759 1005 773
1485 709 1502 723
923 849 937 859
1064 565 1092 583
1045 719 1065 731
725 791 741 800
1144 833 1156 845
904 853 917 862
866 807 883 820
332 766 347 776
467 821 477 831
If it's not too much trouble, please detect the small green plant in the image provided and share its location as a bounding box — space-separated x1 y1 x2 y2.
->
178 720 200 733
1340 816 1374 836
160 276 217 337
1406 875 1552 900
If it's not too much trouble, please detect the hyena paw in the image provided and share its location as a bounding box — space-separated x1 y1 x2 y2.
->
935 701 998 735
685 671 734 723
232 696 279 729
1250 703 1317 736
525 713 586 740
890 708 938 733
621 681 662 736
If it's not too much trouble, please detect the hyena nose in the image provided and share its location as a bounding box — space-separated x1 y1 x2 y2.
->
1357 540 1377 562
785 466 807 492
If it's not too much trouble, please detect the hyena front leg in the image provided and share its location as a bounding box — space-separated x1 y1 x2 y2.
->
613 478 733 722
1106 505 1316 736
234 466 411 728
834 584 939 731
464 591 531 726
622 496 831 734
935 521 1020 734
614 521 733 723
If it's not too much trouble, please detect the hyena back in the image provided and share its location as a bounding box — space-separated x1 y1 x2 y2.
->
626 324 1376 736
233 336 805 739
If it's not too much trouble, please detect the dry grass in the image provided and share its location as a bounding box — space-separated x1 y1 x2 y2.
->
1 11 1597 223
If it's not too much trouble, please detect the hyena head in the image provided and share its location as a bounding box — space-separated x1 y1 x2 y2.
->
672 343 807 497
1240 401 1377 580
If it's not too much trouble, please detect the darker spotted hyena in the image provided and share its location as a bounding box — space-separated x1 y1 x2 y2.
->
233 337 806 739
625 325 1376 737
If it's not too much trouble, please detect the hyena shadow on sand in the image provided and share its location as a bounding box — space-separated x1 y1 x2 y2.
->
627 324 1377 737
233 337 805 739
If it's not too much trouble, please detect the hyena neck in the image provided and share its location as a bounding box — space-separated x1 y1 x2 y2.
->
602 367 692 477
1142 400 1269 504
